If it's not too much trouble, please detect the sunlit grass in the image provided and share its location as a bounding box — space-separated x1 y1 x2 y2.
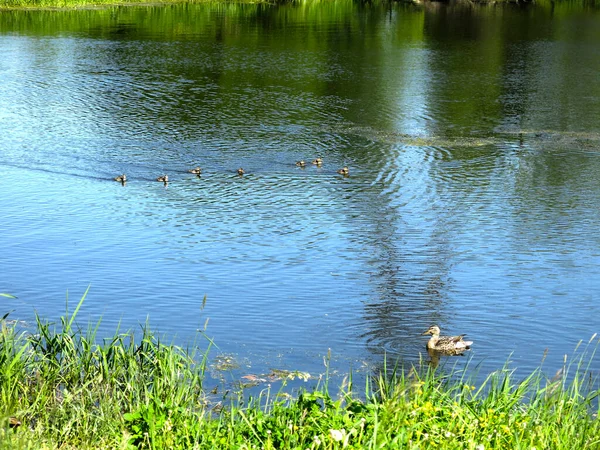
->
1 291 599 449
0 288 211 448
1 0 596 11
0 0 264 9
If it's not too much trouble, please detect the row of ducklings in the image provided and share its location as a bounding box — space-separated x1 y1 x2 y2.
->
113 158 349 184
297 157 350 175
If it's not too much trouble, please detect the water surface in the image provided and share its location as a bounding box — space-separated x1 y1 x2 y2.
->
1 1 600 388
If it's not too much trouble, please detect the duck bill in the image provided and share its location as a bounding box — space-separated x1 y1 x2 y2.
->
421 330 431 335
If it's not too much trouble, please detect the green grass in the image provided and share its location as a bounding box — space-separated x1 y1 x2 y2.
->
0 0 594 11
0 0 269 9
0 0 264 10
1 291 599 449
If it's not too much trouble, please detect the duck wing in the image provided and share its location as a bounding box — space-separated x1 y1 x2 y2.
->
440 334 473 349
437 334 465 344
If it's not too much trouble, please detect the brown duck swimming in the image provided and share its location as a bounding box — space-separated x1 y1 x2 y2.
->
421 325 473 351
157 175 169 183
114 174 127 183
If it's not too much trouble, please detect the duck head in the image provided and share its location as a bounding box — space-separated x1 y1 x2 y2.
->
421 325 440 336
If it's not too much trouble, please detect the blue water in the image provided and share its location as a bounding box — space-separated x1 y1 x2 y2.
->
1 3 600 389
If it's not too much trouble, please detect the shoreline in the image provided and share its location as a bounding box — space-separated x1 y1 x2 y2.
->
0 0 273 11
1 296 598 448
0 0 545 12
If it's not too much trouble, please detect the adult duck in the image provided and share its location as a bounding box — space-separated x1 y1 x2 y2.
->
421 325 472 351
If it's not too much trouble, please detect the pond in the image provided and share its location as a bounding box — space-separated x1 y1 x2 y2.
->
1 1 600 390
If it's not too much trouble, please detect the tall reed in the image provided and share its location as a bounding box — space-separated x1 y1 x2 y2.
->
1 289 212 448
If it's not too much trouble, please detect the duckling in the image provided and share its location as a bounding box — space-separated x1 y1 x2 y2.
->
114 174 127 183
421 325 473 351
157 175 169 183
337 166 349 176
296 160 306 167
312 157 323 166
188 167 202 175
237 168 245 176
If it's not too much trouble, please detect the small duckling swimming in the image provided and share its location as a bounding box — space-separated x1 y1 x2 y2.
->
421 325 473 352
337 167 349 176
188 167 202 175
114 174 127 183
237 168 245 176
296 160 306 167
157 175 169 183
312 157 323 166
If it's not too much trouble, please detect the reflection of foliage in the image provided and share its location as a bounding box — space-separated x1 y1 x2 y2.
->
2 2 597 148
0 1 414 40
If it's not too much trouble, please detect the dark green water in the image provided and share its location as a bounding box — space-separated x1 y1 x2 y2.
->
1 1 600 388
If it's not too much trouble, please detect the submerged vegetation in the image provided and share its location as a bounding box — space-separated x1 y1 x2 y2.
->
0 291 599 449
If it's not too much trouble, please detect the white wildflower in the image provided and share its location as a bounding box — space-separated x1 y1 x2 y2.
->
329 429 345 442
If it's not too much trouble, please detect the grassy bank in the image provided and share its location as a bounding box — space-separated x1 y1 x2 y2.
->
3 0 259 9
1 293 599 449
